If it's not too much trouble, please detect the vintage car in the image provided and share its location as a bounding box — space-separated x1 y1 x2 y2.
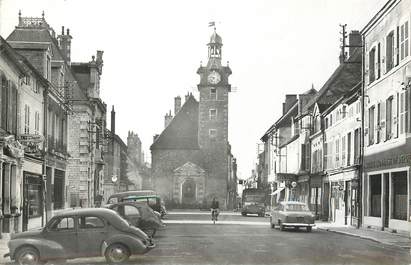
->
270 201 315 232
105 202 166 237
5 208 155 265
107 190 167 218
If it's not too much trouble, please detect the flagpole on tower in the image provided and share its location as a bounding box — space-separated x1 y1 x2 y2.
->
208 21 216 31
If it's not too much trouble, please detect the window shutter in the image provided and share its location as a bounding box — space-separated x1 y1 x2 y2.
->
406 88 410 133
364 108 369 145
393 93 398 138
380 101 386 141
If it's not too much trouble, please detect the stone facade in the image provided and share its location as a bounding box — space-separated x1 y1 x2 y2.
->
151 29 237 210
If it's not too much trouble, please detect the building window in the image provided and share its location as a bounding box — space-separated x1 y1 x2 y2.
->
347 132 351 166
376 102 381 143
209 109 217 120
33 81 39 93
386 31 395 72
399 91 409 134
386 97 393 140
369 174 381 217
323 142 328 170
335 138 339 168
325 118 329 129
34 111 40 135
377 43 381 79
392 171 407 220
369 48 376 83
24 104 30 134
354 128 360 164
209 129 217 138
329 114 333 127
400 21 409 61
341 135 346 166
26 174 43 218
368 106 375 145
210 88 217 100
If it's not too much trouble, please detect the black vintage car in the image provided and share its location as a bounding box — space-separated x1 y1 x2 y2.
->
105 202 166 237
5 208 155 265
107 190 167 218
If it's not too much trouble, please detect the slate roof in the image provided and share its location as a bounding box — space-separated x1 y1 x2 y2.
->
150 95 200 150
302 48 362 113
7 25 89 101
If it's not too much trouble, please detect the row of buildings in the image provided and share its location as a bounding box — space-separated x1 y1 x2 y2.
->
0 12 149 235
259 0 411 234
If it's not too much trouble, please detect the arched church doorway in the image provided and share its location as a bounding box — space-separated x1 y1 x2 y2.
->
182 179 196 205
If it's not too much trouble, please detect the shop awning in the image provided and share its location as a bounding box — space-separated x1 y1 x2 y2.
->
270 187 285 196
276 173 297 182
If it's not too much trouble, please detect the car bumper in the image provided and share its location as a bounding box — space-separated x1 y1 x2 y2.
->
242 209 265 214
282 223 315 227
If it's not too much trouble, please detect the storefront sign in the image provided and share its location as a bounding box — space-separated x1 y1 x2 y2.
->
18 134 44 155
365 153 411 169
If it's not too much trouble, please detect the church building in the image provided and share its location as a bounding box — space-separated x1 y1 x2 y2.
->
150 28 237 210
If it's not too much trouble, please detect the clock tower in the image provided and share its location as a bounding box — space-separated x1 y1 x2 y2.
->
197 28 232 206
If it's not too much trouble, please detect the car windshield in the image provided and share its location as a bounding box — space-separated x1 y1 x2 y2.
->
284 204 310 212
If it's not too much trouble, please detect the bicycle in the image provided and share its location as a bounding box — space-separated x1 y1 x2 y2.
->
211 208 218 224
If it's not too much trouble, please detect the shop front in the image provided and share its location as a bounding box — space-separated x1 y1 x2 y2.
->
363 144 411 233
0 134 24 235
328 168 358 226
309 174 323 219
22 157 44 231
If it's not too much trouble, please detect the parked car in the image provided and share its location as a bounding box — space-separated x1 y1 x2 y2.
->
105 202 166 237
5 208 155 265
270 201 315 232
107 191 166 218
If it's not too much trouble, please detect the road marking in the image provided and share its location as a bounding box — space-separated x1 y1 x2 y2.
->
163 220 269 225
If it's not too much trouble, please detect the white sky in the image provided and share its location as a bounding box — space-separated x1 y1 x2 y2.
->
0 0 387 180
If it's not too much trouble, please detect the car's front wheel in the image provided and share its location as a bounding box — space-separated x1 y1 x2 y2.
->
105 243 130 264
144 228 157 238
15 246 45 265
278 220 284 231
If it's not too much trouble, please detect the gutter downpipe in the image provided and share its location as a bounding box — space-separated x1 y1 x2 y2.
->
42 87 49 227
358 34 365 229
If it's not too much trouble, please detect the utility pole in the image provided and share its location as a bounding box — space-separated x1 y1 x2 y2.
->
339 24 348 62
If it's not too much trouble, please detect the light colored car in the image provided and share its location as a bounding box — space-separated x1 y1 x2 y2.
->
270 201 315 232
5 208 155 265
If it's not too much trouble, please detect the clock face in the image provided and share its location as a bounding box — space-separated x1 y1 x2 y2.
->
207 71 221 85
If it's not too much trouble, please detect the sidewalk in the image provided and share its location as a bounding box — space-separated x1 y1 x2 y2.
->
316 221 411 250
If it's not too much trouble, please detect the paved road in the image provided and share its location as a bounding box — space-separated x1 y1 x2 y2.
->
7 211 411 265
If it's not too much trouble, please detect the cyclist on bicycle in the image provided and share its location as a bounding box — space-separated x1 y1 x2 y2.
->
211 197 219 221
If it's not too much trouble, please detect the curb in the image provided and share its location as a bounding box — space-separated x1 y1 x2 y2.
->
317 227 411 250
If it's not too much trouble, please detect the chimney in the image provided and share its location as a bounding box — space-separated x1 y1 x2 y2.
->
111 105 116 135
348 30 361 58
283 95 297 115
164 110 173 128
57 26 72 63
174 96 181 115
96 50 104 64
185 93 190 102
153 134 160 143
